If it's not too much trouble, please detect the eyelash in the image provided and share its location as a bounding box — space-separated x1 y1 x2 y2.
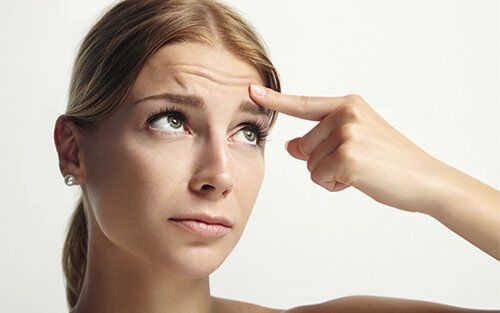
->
145 104 270 148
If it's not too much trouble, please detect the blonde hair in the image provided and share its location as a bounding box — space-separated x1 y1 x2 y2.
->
59 0 281 310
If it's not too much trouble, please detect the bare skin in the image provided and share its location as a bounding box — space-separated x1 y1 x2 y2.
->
55 42 272 313
55 41 499 313
249 85 500 262
247 85 500 312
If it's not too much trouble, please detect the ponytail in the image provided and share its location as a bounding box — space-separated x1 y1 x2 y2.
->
61 194 89 309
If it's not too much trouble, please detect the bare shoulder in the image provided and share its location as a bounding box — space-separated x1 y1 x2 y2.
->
282 295 498 313
212 296 286 313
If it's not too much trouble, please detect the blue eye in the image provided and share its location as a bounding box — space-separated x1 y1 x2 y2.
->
145 104 270 148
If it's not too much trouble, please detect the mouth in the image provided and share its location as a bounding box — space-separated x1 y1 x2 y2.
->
169 212 233 228
169 218 232 238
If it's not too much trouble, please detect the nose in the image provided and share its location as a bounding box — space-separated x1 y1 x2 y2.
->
189 135 235 200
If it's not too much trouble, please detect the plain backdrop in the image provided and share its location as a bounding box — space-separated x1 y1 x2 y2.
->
1 0 499 312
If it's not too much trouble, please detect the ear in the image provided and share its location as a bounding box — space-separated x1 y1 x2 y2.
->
53 115 85 185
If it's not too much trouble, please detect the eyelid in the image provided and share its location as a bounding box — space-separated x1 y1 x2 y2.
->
145 103 186 125
145 103 270 147
146 103 269 129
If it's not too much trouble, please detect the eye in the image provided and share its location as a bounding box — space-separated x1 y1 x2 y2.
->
146 106 187 135
145 105 270 148
233 123 269 148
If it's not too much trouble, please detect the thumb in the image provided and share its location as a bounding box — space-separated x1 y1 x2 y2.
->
285 137 308 161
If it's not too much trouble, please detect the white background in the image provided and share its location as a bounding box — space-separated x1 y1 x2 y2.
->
1 0 499 312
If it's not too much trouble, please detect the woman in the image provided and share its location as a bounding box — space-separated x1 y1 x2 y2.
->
53 0 499 312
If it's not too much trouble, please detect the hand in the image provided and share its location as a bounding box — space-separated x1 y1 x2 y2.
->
249 84 447 214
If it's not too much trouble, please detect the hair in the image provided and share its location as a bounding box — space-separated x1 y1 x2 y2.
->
59 0 281 310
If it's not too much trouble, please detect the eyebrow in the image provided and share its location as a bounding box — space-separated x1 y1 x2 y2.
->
131 92 271 122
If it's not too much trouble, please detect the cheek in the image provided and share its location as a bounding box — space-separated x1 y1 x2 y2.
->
234 156 265 219
84 130 189 249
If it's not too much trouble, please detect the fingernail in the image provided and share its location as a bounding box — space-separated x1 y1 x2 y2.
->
285 140 290 150
250 84 267 96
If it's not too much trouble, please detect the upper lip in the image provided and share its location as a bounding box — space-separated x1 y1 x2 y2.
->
169 212 233 228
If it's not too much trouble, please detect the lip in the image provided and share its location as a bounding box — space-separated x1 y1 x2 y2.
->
169 212 233 228
170 219 231 238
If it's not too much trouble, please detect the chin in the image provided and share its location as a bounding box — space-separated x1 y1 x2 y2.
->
152 244 233 279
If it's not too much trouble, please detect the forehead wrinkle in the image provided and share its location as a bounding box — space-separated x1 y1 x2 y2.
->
167 67 271 122
169 72 270 120
166 64 258 87
133 60 270 122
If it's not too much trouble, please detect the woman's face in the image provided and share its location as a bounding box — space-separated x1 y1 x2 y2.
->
80 42 270 278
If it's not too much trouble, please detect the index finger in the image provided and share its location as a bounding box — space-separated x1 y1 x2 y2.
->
249 84 346 121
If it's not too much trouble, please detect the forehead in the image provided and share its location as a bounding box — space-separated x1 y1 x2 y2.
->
125 42 270 120
130 42 264 96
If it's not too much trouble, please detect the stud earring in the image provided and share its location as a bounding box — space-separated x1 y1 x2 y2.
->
64 174 76 186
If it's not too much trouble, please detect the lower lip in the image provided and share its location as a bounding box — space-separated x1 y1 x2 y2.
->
169 219 231 238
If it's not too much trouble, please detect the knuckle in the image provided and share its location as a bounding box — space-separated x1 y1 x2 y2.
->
345 93 364 103
336 143 355 165
344 105 363 121
335 149 357 184
338 104 362 121
337 123 357 141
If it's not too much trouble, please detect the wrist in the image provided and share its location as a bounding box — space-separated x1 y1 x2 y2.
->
414 157 463 218
420 157 497 220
